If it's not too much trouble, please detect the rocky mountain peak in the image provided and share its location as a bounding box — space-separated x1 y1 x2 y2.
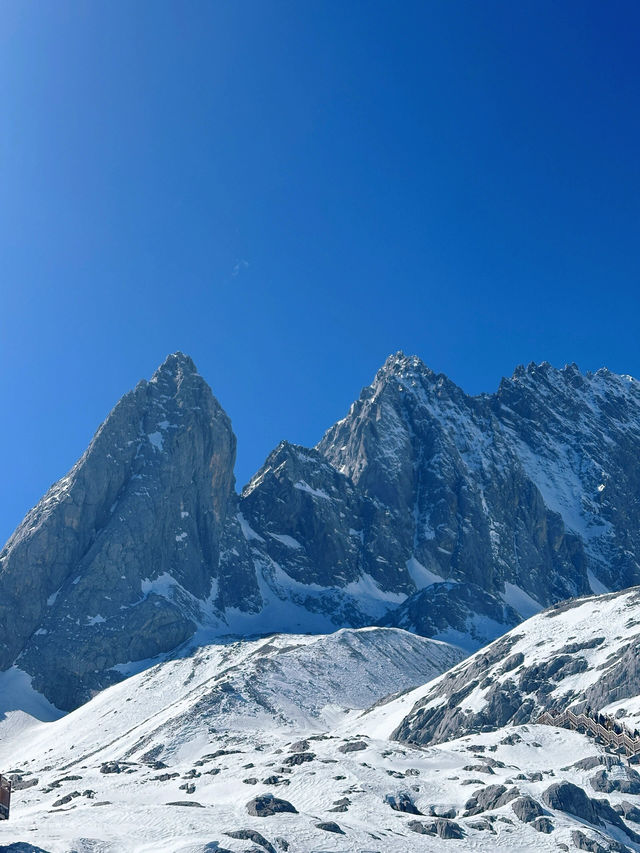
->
506 359 639 397
150 350 199 385
377 350 433 378
0 354 242 709
156 349 197 372
147 351 215 411
3 350 640 712
373 351 461 400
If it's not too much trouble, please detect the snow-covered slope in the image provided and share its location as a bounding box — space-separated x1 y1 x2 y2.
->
391 586 640 747
4 624 640 852
1 627 462 756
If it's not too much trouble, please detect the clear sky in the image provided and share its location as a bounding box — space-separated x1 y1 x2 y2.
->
1 1 639 545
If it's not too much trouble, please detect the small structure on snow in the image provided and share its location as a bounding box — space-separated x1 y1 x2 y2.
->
0 774 11 820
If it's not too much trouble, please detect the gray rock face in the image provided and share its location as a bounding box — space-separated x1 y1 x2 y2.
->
237 353 640 653
282 752 315 766
320 357 583 605
241 443 373 591
225 829 277 853
392 634 525 746
318 354 640 632
3 350 640 708
590 768 640 795
385 791 422 814
542 782 602 825
0 354 258 709
570 756 621 772
619 801 640 824
571 831 632 853
433 819 464 839
315 822 344 834
532 816 554 833
407 818 464 838
542 782 639 842
463 784 520 816
238 440 410 628
246 794 297 817
338 741 367 754
240 353 640 651
392 586 640 747
511 795 544 823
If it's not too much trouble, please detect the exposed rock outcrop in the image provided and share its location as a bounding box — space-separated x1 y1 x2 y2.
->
246 794 298 817
393 586 640 746
0 354 257 708
3 351 640 708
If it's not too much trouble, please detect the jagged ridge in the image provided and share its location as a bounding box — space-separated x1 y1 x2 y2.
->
1 351 640 709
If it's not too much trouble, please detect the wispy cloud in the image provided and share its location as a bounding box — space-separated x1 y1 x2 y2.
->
232 259 250 278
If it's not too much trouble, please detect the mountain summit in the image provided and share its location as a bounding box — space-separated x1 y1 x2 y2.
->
0 353 256 708
1 353 639 709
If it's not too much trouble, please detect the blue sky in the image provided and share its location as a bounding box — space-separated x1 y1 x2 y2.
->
1 1 639 544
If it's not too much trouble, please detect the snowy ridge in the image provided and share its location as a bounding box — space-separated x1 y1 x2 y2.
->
392 586 640 747
318 353 640 640
0 627 469 852
4 619 640 851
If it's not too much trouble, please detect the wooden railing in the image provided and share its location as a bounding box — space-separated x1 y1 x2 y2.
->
0 774 10 821
537 710 640 757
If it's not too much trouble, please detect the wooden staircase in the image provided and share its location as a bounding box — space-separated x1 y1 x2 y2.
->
537 709 640 757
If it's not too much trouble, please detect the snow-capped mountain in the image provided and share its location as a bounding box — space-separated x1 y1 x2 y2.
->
1 351 640 709
0 627 462 760
319 353 640 631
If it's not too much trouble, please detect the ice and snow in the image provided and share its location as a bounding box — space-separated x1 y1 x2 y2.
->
502 582 543 619
342 571 406 615
406 556 445 590
508 436 611 542
147 431 164 451
397 586 640 739
293 480 331 500
267 532 303 550
236 511 265 542
1 624 637 853
0 666 64 743
0 628 466 851
140 572 181 599
588 568 610 595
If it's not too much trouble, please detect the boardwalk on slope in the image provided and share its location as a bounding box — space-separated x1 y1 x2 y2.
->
537 709 640 757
